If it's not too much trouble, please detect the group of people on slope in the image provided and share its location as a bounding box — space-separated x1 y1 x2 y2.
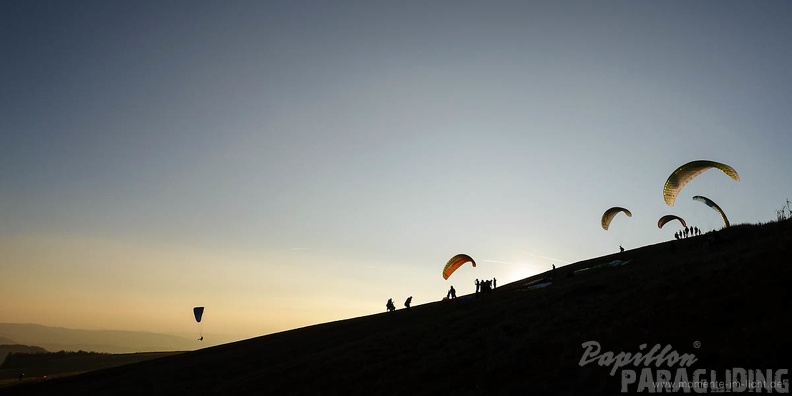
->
386 277 498 312
475 278 496 295
675 226 702 239
386 296 412 312
446 278 497 300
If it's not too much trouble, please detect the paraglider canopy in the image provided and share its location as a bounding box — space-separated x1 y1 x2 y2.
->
693 195 730 228
658 215 687 229
601 207 632 230
193 307 204 323
663 160 739 206
443 254 476 280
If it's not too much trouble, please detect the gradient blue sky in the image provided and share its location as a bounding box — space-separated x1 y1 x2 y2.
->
2 1 791 343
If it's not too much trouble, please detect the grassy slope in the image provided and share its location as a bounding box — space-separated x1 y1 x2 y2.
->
2 220 790 395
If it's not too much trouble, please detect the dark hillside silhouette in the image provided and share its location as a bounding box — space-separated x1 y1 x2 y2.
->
0 351 181 385
2 220 790 395
0 346 46 367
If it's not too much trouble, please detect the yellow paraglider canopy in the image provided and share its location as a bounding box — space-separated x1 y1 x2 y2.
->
601 207 632 230
663 160 739 206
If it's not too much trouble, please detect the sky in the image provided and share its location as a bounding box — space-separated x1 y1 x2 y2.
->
2 1 791 343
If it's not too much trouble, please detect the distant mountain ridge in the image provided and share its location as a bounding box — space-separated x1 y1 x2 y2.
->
0 324 201 354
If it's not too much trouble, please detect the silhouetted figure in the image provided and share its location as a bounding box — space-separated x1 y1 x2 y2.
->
552 264 556 280
675 232 679 240
493 278 496 289
619 245 624 253
448 286 457 299
386 298 396 312
482 280 492 294
475 279 480 294
404 296 412 308
19 373 25 382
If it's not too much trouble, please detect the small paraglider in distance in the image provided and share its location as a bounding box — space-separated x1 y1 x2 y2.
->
193 306 204 341
193 306 204 322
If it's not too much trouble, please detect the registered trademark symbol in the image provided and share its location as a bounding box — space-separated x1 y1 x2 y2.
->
693 341 701 348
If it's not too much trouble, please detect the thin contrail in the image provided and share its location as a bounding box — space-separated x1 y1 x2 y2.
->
480 259 542 268
480 259 522 266
521 252 571 264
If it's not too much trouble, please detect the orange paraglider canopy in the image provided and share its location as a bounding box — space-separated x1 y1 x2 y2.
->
443 254 476 280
